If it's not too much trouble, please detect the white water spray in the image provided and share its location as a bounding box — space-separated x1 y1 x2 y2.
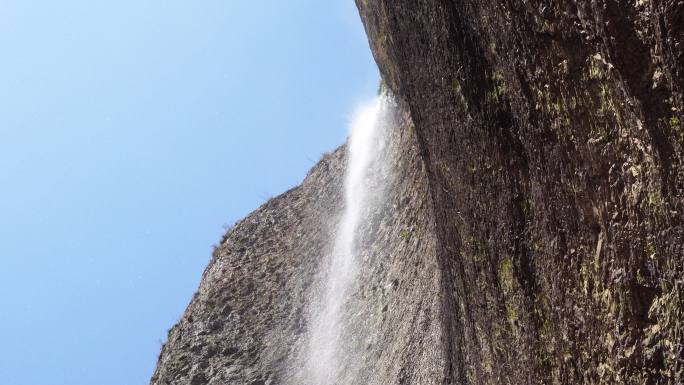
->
303 96 390 384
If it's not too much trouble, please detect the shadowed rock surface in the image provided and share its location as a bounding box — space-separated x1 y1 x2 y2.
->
357 0 683 384
152 1 683 384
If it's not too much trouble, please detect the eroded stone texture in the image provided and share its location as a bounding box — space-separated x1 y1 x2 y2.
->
152 2 683 384
357 1 683 384
150 103 445 385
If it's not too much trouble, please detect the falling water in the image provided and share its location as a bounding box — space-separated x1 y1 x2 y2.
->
303 95 390 384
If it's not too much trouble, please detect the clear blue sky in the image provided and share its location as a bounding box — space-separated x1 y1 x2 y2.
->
0 1 378 384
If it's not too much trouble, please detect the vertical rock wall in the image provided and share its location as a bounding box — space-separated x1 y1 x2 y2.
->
357 1 683 384
150 2 684 384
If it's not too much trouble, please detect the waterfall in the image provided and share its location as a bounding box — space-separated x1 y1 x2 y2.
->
302 95 391 384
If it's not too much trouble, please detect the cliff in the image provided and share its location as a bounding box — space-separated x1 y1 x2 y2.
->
151 1 683 384
357 0 683 383
151 105 446 385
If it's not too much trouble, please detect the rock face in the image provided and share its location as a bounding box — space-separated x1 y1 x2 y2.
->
357 0 683 384
151 1 683 385
151 105 445 385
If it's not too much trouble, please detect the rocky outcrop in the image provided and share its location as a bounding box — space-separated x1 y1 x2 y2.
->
357 1 683 384
150 104 446 385
151 1 683 384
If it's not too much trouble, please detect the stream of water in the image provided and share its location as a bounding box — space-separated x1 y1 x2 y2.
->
303 95 390 384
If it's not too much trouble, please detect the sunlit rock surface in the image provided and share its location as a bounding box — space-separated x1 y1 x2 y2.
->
150 102 444 385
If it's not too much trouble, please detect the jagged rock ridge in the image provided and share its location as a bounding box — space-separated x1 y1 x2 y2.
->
151 104 445 385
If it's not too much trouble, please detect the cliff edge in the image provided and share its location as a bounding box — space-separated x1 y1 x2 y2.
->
151 1 683 384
